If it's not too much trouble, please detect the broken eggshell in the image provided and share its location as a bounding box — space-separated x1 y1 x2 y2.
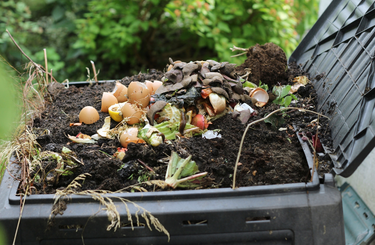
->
112 82 128 102
249 88 269 107
119 127 145 147
127 81 151 108
145 80 163 95
120 102 144 125
101 92 118 113
79 106 100 124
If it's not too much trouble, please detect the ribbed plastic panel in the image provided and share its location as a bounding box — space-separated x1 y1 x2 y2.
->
289 0 375 177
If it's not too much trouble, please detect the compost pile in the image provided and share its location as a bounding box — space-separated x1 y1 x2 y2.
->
29 43 333 194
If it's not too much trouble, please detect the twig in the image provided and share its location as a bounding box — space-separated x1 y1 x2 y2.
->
232 107 329 189
310 115 321 182
230 45 248 52
6 29 58 83
231 52 247 58
90 61 98 85
12 185 29 245
44 49 48 84
137 159 155 173
6 30 39 68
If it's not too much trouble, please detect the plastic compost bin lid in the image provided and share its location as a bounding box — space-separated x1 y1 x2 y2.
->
289 0 375 177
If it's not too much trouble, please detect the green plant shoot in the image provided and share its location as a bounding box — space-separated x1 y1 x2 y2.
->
272 85 297 107
165 152 207 189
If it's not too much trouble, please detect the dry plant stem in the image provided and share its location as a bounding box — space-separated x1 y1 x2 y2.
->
6 30 58 83
44 49 48 84
230 45 248 52
12 185 29 245
90 61 98 85
50 174 170 241
310 115 321 182
6 30 38 68
230 46 248 58
232 107 329 189
231 52 247 58
137 159 155 172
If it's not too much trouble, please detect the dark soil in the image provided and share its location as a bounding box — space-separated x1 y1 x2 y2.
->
235 42 288 86
28 45 333 195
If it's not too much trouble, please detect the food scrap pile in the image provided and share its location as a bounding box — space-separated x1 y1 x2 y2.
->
30 43 333 194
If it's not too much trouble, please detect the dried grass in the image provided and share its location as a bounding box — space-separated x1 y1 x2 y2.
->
50 174 170 241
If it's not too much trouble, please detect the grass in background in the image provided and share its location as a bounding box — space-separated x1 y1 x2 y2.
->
0 60 21 181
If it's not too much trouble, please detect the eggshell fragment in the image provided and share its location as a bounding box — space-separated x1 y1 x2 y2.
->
120 102 144 125
128 81 150 108
120 127 145 147
79 106 100 124
249 88 269 107
145 80 154 94
112 82 128 102
145 80 163 95
152 81 162 93
101 92 118 112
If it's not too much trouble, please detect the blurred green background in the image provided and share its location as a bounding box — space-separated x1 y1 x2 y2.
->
0 0 319 82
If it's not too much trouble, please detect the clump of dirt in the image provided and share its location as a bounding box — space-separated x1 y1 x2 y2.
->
25 43 333 195
235 42 288 86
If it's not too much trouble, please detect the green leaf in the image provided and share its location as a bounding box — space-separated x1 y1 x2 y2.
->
278 11 288 20
283 95 292 107
281 85 292 98
217 22 230 33
253 3 263 9
264 114 285 128
52 5 65 21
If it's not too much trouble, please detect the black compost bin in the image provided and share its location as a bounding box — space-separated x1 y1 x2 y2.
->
2 0 375 244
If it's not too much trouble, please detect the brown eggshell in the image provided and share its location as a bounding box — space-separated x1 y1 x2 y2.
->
249 88 269 106
145 80 154 94
79 106 100 124
120 102 144 125
112 82 128 102
152 80 163 93
128 81 150 108
120 128 144 147
101 92 118 113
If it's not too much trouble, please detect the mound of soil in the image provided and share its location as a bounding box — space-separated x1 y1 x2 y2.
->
28 45 333 195
235 42 288 86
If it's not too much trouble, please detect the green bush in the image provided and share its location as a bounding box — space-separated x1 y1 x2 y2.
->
1 0 318 82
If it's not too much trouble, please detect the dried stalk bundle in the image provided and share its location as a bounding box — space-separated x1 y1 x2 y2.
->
50 174 170 241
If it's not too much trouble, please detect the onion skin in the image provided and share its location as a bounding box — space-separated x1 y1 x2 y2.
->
209 93 226 114
200 88 212 99
191 114 209 130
